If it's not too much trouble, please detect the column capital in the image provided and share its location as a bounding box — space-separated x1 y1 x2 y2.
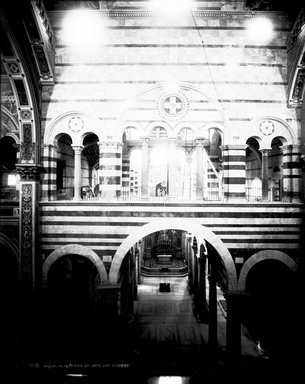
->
168 136 177 143
260 148 271 155
71 145 84 154
16 164 44 181
195 137 209 147
140 136 150 145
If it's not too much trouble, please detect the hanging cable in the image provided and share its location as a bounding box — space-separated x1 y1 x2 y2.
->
189 8 225 113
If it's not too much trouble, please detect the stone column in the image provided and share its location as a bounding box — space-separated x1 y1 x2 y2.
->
168 137 177 197
16 164 43 290
192 238 198 294
122 152 130 197
187 240 194 292
141 137 149 199
282 144 302 202
195 138 205 200
208 258 218 352
221 144 247 201
225 291 249 361
198 254 207 310
260 148 270 201
41 144 50 201
72 145 84 201
41 144 58 201
98 141 123 199
96 283 122 320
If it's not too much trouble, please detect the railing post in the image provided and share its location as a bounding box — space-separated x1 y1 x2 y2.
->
141 137 149 199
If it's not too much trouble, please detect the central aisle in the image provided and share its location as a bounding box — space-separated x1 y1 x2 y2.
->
134 276 208 346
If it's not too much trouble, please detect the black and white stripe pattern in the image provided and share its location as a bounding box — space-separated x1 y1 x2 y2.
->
39 202 302 263
98 142 123 198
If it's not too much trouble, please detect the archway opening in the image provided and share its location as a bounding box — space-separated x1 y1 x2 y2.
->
82 133 99 198
246 137 262 201
270 137 283 201
0 136 19 202
117 227 231 359
55 133 73 200
0 243 19 311
244 259 299 357
47 254 100 316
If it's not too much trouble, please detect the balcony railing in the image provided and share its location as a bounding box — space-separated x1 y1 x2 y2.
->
79 186 283 203
246 187 281 202
83 186 223 202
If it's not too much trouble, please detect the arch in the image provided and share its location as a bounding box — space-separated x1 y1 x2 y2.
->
250 116 296 145
54 132 73 147
0 233 19 262
4 132 20 145
271 135 287 146
109 218 237 290
120 122 144 139
116 82 228 129
174 121 199 138
42 244 108 284
80 131 99 145
245 135 262 147
238 250 299 291
1 20 39 154
201 122 225 143
144 120 172 137
44 111 101 146
1 106 19 133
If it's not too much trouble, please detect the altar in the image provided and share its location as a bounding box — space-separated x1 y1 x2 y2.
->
156 254 172 264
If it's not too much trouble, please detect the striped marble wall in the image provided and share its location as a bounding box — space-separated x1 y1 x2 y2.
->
39 202 302 266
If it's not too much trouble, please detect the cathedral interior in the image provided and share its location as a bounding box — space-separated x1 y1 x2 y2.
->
1 1 305 383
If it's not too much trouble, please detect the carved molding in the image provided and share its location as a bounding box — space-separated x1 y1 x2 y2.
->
32 44 52 81
16 164 44 181
291 7 305 44
291 68 305 104
20 123 35 163
35 0 54 46
98 141 123 149
20 183 33 278
48 9 289 20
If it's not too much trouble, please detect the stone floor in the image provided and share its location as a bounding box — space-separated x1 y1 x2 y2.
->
134 276 258 356
6 275 304 384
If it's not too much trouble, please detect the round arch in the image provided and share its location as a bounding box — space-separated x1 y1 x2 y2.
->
115 82 228 130
1 107 19 134
42 244 108 284
250 116 296 145
144 121 172 137
174 121 199 138
120 122 144 140
238 250 299 291
245 135 262 146
0 233 19 263
44 111 101 146
201 122 225 143
109 218 237 290
80 131 99 145
54 132 73 146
